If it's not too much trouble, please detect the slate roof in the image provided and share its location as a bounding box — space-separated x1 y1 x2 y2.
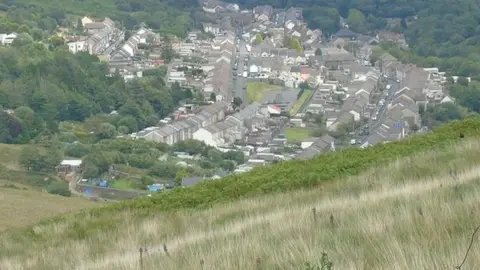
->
295 135 334 160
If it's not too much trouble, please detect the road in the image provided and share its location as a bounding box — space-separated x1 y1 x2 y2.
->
370 78 400 131
103 31 125 56
233 37 248 103
353 78 400 145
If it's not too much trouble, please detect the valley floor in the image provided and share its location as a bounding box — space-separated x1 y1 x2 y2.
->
2 140 480 269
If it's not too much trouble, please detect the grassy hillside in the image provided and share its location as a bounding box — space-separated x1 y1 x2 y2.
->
1 118 480 268
0 144 101 233
0 182 99 232
0 144 22 170
2 137 480 268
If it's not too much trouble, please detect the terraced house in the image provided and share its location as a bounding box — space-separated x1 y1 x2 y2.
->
131 102 230 145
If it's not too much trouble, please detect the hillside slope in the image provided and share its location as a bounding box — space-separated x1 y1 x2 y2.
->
0 144 101 232
0 119 478 268
2 137 480 269
0 184 99 232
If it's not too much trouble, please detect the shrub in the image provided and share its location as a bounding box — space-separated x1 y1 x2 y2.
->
100 118 480 213
46 181 71 197
64 143 90 158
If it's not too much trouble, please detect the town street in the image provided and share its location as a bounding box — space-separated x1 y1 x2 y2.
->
233 37 248 103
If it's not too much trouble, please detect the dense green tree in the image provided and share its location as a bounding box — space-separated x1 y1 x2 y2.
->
19 145 62 172
65 143 90 158
233 97 243 108
347 9 366 33
96 123 117 141
82 151 110 178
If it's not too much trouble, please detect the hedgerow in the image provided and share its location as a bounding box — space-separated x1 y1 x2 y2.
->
38 118 480 226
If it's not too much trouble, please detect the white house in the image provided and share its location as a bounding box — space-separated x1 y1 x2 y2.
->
203 23 220 35
192 128 219 147
285 21 295 30
249 64 260 73
257 14 269 22
68 41 87 54
81 16 93 26
0 33 17 45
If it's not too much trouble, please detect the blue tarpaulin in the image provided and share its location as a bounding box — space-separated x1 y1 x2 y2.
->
149 185 161 192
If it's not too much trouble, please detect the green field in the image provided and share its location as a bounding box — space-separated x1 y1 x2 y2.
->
284 127 312 142
289 89 313 116
1 119 480 268
246 82 282 103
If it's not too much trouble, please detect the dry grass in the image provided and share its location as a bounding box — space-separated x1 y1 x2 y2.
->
2 140 480 269
0 144 23 170
0 183 99 232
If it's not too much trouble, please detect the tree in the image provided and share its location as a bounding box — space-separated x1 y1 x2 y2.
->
19 145 61 173
161 37 176 63
124 30 132 40
232 97 242 108
65 143 90 158
149 163 179 179
76 18 83 30
175 168 190 186
82 151 110 178
118 116 138 133
222 151 245 164
140 175 154 186
0 112 23 143
14 106 44 142
96 123 117 140
117 125 130 134
315 48 322 55
298 82 310 90
49 35 65 50
207 148 222 163
46 181 71 197
291 38 303 54
347 9 367 33
210 92 216 102
254 33 263 45
220 160 235 171
457 77 469 86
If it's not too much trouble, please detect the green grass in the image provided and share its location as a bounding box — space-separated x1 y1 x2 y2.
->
289 89 312 116
284 127 312 142
1 119 480 268
3 137 480 268
109 179 137 190
246 82 282 103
